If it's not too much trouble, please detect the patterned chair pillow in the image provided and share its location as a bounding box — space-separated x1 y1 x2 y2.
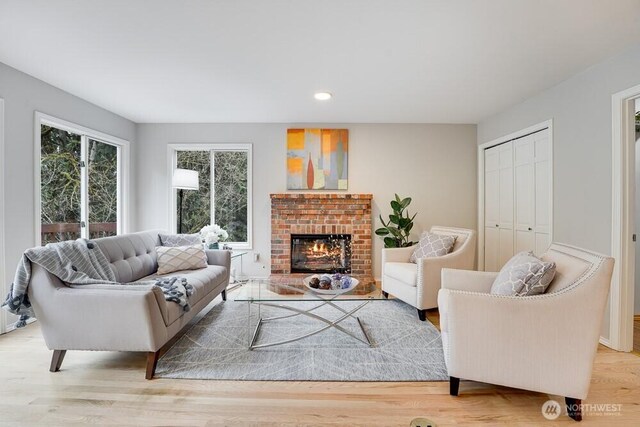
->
159 233 202 247
156 244 207 275
410 231 458 263
490 251 556 296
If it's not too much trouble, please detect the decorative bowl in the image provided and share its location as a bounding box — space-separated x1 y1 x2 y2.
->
303 274 359 295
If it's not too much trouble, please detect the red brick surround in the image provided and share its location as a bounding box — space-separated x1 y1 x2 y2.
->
270 193 373 284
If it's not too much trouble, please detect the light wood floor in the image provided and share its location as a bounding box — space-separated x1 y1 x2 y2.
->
634 317 640 353
1 303 639 426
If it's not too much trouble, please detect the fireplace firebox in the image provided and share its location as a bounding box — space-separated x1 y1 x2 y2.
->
290 234 351 274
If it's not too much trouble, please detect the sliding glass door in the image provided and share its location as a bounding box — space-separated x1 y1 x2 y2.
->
40 125 120 244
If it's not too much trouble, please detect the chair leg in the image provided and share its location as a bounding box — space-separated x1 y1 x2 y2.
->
49 350 67 373
221 289 227 301
417 308 427 321
382 290 389 299
450 376 460 396
146 351 160 380
565 397 582 421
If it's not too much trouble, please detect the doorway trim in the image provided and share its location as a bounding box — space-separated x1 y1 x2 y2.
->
610 83 640 352
477 119 554 271
0 98 5 334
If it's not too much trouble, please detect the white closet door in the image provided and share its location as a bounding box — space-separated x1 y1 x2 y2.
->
497 143 514 267
514 134 535 253
533 129 551 254
484 146 500 271
484 142 514 271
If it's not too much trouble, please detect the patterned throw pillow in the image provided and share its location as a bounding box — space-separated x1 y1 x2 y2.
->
159 233 202 247
490 251 556 296
410 232 458 263
156 244 207 275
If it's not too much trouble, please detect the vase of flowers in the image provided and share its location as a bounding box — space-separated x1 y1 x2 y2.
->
200 224 229 249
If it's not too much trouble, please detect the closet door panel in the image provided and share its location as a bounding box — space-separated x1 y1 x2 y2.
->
484 147 500 228
499 228 514 267
484 226 499 272
534 131 551 236
514 136 535 253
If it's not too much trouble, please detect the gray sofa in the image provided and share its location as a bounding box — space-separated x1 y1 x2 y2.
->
27 230 230 379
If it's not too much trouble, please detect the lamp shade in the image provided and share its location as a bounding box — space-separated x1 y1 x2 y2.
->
172 168 199 190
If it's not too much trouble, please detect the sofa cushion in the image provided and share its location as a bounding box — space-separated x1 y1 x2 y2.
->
410 231 457 263
159 233 202 247
490 251 556 296
384 262 418 286
94 231 160 283
156 245 207 275
138 265 228 326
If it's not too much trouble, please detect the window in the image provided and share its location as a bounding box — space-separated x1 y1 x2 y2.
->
170 144 252 248
36 113 128 245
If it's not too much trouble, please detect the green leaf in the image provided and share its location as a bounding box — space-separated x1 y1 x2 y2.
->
384 237 398 248
389 214 400 225
375 228 389 236
400 197 412 209
378 215 388 227
406 222 414 233
394 193 401 203
386 226 401 237
398 217 410 228
390 200 401 212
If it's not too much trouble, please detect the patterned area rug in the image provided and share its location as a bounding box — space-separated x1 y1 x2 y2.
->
156 299 448 381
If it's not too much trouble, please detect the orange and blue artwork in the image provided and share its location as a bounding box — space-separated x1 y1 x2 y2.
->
287 128 348 190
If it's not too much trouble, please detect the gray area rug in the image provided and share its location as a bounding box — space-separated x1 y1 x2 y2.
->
156 298 448 381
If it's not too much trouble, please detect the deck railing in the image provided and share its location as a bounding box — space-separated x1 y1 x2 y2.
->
41 222 117 244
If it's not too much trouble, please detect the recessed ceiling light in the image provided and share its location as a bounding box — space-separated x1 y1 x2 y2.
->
314 92 332 101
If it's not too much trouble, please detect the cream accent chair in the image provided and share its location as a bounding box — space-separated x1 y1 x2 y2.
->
381 226 476 320
438 243 614 421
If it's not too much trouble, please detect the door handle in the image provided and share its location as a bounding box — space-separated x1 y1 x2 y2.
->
528 227 532 231
496 224 499 227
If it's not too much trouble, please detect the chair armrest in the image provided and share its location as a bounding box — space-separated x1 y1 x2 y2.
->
205 249 231 286
440 268 497 293
438 287 605 399
382 245 416 265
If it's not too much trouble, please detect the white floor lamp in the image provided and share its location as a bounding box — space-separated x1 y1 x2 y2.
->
172 169 199 233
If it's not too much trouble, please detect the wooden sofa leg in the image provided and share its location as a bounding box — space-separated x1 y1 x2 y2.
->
221 289 227 301
49 350 66 372
566 397 582 421
146 351 160 380
417 309 427 321
450 376 460 396
382 291 389 299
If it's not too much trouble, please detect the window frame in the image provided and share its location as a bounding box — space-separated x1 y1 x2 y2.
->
168 143 253 250
34 112 130 246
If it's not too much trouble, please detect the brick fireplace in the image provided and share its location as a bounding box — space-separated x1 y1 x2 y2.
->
270 193 373 284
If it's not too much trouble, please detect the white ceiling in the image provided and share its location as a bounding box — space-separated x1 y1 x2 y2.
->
1 0 640 123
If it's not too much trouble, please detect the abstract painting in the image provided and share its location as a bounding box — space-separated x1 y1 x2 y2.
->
287 129 348 190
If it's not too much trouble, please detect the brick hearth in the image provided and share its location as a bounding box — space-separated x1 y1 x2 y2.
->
270 193 373 284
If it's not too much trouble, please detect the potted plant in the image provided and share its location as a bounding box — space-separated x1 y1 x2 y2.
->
375 194 417 248
200 224 229 249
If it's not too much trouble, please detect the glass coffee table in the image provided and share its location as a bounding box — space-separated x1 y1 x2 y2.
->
234 276 386 350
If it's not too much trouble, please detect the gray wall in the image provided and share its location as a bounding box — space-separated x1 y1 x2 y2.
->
135 123 478 279
0 62 136 327
477 42 640 340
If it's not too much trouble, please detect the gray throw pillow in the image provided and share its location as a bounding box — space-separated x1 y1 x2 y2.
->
410 231 457 263
490 251 556 296
159 233 202 247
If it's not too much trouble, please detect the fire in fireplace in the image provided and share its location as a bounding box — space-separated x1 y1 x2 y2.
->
290 234 351 274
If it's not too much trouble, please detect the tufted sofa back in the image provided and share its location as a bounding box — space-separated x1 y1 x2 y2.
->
93 230 162 283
